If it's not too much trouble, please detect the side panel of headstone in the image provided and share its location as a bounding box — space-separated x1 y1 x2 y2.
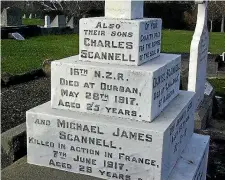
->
188 1 209 110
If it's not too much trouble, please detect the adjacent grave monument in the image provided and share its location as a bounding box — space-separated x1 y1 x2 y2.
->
50 15 66 27
188 1 214 129
1 7 22 27
188 0 209 110
44 15 50 28
26 0 210 180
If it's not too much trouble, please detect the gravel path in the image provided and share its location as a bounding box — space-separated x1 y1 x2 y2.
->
1 77 51 133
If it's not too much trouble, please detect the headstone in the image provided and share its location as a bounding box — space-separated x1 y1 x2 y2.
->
44 15 50 28
1 7 22 27
23 14 26 19
188 1 209 110
221 52 225 61
204 80 213 96
51 54 181 122
8 32 25 40
50 15 66 27
168 133 210 180
105 0 143 20
26 1 210 180
79 17 162 65
29 13 32 19
66 16 75 28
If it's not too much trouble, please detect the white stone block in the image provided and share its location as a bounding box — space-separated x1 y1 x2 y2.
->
168 133 210 180
51 53 180 122
27 91 195 180
105 0 143 20
79 17 162 66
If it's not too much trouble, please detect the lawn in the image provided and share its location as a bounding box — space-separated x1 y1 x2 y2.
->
162 30 225 54
208 79 225 98
22 18 44 26
1 34 79 74
1 30 225 74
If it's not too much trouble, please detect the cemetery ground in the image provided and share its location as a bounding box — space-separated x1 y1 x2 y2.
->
22 18 44 26
1 30 225 179
2 30 225 74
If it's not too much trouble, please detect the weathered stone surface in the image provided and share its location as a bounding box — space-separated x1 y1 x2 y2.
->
27 91 195 180
105 0 143 20
79 17 162 65
51 54 180 122
168 133 210 180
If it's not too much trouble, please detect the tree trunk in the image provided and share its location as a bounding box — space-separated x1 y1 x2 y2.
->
210 20 213 32
221 14 224 32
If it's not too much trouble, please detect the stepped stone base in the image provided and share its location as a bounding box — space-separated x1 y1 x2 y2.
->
26 91 194 180
2 133 209 180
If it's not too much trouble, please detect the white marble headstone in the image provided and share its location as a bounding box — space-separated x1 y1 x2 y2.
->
79 17 162 65
221 52 225 61
51 54 180 122
188 1 209 110
105 0 143 20
44 15 50 28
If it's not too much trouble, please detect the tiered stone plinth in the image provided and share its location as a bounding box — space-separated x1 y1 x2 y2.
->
51 54 180 122
27 91 194 180
26 1 210 179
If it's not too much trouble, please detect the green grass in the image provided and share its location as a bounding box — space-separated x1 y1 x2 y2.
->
208 79 225 97
1 30 225 74
1 34 79 74
22 18 44 26
162 30 225 54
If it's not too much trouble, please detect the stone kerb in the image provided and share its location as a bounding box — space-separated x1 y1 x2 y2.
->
79 17 162 66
